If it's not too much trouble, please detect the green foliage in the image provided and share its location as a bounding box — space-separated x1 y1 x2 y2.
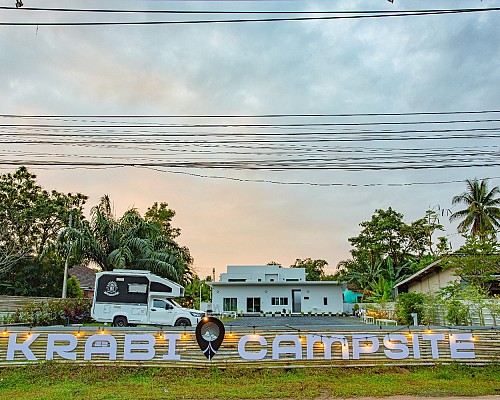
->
395 292 425 325
0 250 65 297
290 258 328 281
443 235 500 292
0 167 87 296
2 298 92 326
1 364 500 400
59 195 194 284
421 292 444 325
180 275 211 309
0 167 87 257
445 299 471 326
339 208 443 300
66 276 83 298
449 178 500 238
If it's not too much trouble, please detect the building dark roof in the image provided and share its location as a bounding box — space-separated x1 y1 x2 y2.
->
69 265 97 290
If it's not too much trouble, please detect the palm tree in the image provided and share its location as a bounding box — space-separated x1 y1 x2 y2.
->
449 179 500 237
57 195 192 283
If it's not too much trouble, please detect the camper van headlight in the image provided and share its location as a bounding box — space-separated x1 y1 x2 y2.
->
190 311 204 317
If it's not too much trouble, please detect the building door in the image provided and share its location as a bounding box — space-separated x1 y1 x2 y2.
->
292 290 301 313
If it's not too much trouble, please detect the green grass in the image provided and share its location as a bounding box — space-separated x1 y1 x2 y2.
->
0 363 499 399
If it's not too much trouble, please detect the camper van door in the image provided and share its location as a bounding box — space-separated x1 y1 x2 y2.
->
149 298 175 325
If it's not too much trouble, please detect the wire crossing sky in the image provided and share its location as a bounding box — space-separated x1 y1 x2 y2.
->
1 0 499 275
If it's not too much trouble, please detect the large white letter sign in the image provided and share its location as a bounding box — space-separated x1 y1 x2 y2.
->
238 335 267 360
421 333 445 359
306 335 349 360
449 333 475 359
272 335 302 360
84 334 118 361
46 334 78 361
123 334 156 361
6 333 40 361
162 334 181 361
383 334 409 360
352 335 379 360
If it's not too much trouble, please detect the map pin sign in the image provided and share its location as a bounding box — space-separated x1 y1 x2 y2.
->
195 316 225 360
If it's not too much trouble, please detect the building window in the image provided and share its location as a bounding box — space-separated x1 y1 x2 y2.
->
324 297 328 306
228 279 246 282
271 297 289 306
285 279 299 282
223 298 237 312
246 297 261 312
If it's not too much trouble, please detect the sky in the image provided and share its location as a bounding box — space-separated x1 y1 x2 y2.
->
0 0 499 279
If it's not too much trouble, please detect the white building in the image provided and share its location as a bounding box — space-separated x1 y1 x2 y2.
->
209 265 345 315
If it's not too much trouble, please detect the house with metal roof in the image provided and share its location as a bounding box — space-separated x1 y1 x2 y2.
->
393 260 459 295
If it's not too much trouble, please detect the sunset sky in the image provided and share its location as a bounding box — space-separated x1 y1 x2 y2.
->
1 0 499 279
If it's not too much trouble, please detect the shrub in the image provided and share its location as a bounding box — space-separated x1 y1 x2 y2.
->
395 292 425 325
67 276 84 298
445 299 470 326
2 298 92 326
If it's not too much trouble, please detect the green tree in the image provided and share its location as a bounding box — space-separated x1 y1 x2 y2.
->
449 178 500 238
181 275 211 309
59 195 193 283
290 258 328 281
396 292 425 325
338 208 443 300
66 275 84 298
442 235 500 293
0 167 87 296
0 167 87 256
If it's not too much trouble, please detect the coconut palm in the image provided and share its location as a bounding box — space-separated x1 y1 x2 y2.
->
449 179 500 237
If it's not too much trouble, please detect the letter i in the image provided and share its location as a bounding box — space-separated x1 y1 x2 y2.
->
412 334 420 359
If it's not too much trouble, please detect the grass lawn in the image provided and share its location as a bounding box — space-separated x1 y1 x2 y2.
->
0 363 499 399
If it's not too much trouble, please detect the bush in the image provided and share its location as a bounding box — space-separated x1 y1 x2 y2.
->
2 298 92 326
67 276 84 298
395 292 425 325
445 299 470 326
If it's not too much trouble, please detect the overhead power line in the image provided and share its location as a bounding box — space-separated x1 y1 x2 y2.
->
2 110 500 119
0 6 497 16
0 7 498 26
1 110 498 177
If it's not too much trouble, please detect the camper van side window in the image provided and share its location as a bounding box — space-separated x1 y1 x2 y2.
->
153 299 166 309
150 282 173 293
128 283 147 293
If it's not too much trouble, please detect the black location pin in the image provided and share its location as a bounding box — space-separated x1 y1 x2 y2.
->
195 316 225 360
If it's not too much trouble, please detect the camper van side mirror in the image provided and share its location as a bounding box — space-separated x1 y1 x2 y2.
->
165 303 173 310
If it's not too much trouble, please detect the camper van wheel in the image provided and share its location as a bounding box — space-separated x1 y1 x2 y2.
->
174 318 191 327
113 316 128 327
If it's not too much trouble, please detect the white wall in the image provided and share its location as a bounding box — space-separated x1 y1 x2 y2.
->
211 284 343 314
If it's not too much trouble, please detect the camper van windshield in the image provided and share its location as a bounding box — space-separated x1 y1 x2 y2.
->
168 299 182 308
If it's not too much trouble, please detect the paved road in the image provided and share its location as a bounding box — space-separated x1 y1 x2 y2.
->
224 315 369 330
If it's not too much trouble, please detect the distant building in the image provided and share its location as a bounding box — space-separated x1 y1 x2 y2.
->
209 265 345 315
69 265 96 298
393 260 459 295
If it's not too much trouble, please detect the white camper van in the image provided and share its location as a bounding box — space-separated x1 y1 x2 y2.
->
91 269 204 327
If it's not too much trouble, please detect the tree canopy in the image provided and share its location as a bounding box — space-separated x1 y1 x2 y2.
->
59 195 193 284
336 207 444 300
0 167 87 296
290 258 328 281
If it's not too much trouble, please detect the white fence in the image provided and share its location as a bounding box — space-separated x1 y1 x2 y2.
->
351 299 500 326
